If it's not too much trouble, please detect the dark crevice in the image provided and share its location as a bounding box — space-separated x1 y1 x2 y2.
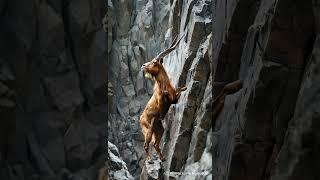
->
215 0 260 85
177 52 196 88
61 1 90 112
172 0 182 38
184 1 196 30
126 46 137 97
0 0 9 25
229 0 316 179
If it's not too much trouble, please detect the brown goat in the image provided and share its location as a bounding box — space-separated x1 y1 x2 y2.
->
140 36 186 161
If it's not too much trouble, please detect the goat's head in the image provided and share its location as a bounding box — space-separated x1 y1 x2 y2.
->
141 35 184 80
141 58 163 80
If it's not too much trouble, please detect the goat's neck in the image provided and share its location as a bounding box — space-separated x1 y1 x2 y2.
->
155 68 170 90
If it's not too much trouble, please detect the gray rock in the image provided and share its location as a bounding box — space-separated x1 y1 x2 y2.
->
0 63 15 81
121 148 133 164
122 84 136 97
44 71 84 110
38 2 64 58
4 0 36 52
129 99 141 115
112 170 134 180
140 159 163 180
0 97 15 107
68 0 90 30
108 142 134 180
0 81 9 95
0 0 107 179
71 167 96 180
42 138 66 172
136 71 145 94
162 32 211 173
108 141 120 157
27 132 55 176
210 0 318 180
64 119 99 171
270 35 320 180
109 0 214 178
89 29 107 90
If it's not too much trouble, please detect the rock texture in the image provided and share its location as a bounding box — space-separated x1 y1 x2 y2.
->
0 0 107 179
213 0 320 180
108 141 134 180
140 159 163 180
107 0 173 178
108 0 213 179
109 0 320 179
2 0 318 179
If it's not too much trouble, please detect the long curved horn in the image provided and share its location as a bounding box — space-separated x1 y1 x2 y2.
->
155 34 185 59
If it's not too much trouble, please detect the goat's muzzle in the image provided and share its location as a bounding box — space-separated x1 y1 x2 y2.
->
141 64 146 71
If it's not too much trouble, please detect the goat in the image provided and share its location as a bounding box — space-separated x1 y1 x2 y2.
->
140 36 186 161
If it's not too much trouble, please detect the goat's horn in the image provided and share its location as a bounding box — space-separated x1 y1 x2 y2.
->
155 34 185 59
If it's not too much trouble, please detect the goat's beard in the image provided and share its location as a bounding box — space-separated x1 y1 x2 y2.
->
144 72 154 80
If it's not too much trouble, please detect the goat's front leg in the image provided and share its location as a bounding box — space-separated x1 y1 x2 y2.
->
144 117 155 161
173 86 187 104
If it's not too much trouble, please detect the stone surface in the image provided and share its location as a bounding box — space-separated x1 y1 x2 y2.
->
0 0 107 179
212 0 318 180
108 0 214 178
140 159 163 180
109 0 320 179
44 71 84 111
108 141 134 180
1 0 319 179
64 119 99 171
270 35 320 180
107 0 215 178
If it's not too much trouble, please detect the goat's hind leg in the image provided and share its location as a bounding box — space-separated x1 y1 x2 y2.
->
153 120 165 161
144 130 152 161
144 117 155 161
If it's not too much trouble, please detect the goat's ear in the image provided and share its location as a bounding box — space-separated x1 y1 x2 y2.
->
159 58 163 64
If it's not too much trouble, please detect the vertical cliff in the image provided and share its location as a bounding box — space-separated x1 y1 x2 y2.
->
109 0 320 180
1 0 318 179
107 0 171 178
213 0 319 180
0 0 107 179
107 0 212 179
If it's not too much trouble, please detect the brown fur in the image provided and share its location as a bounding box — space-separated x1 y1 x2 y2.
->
140 57 186 161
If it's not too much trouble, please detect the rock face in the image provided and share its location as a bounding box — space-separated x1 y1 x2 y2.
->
0 0 107 179
212 0 320 180
140 159 163 180
108 141 134 180
108 0 213 179
107 0 173 178
109 0 320 180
